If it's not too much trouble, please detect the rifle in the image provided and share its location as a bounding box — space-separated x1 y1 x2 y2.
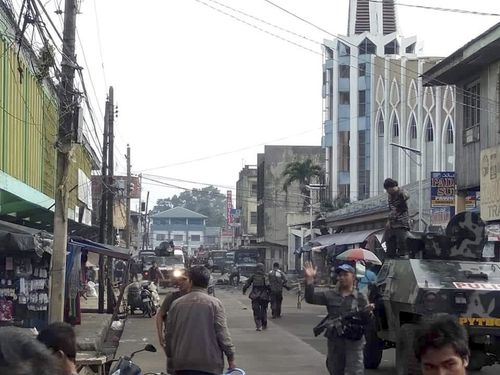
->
313 305 373 339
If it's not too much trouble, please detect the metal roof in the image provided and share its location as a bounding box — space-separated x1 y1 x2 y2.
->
152 206 208 219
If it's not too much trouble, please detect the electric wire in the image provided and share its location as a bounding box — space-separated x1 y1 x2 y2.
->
367 0 500 17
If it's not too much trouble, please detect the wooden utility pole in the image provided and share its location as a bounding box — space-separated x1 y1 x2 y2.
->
125 144 131 249
49 0 78 323
97 95 110 313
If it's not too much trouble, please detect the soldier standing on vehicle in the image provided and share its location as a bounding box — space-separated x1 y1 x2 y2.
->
304 261 373 375
268 262 291 319
383 178 411 258
243 263 270 331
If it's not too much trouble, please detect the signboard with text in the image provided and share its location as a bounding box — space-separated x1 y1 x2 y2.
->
430 171 455 226
480 145 500 221
226 190 233 225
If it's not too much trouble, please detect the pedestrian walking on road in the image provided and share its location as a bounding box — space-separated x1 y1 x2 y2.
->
242 263 271 331
156 275 192 374
37 322 78 375
166 266 236 375
148 261 164 284
414 315 469 375
268 262 291 319
382 178 411 258
304 261 373 375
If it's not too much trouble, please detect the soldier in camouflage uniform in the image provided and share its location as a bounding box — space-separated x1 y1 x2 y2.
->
243 263 270 331
383 178 410 258
305 261 372 375
268 262 291 319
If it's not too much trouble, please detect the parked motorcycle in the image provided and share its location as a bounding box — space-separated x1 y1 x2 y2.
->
127 282 156 317
109 344 157 375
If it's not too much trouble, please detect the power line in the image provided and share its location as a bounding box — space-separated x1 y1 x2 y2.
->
136 127 321 172
92 0 108 89
192 0 322 56
206 0 320 46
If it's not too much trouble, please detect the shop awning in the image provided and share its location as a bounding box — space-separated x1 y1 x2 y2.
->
302 229 383 252
68 237 131 260
0 220 52 256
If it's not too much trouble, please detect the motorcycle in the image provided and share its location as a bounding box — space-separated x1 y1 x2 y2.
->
140 282 156 317
109 344 157 375
127 282 156 317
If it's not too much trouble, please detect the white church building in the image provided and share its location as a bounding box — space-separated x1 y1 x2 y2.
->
322 0 455 203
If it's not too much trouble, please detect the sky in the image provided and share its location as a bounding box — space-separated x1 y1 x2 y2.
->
25 0 500 208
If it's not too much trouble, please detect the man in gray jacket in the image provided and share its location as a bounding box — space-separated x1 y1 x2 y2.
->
166 266 236 375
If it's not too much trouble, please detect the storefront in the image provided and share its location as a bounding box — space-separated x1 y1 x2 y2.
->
0 220 52 329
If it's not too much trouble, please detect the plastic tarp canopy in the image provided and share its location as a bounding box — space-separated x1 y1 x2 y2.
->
302 229 383 252
0 220 52 256
68 237 131 260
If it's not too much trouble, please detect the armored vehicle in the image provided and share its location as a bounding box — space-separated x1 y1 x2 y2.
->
365 212 500 374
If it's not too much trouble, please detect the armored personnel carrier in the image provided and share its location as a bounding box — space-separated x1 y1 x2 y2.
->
365 212 500 374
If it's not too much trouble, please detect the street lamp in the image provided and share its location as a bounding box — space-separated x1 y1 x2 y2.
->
389 143 423 231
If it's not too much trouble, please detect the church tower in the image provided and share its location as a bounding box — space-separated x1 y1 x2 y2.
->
348 0 397 36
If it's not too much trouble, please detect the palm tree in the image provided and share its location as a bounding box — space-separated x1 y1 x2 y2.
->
282 159 323 209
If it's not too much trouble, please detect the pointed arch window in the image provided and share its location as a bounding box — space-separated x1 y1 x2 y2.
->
425 119 434 142
392 114 400 138
359 38 376 55
377 112 384 136
409 114 417 139
446 120 454 144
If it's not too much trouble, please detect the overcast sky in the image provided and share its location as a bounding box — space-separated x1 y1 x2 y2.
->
41 0 500 208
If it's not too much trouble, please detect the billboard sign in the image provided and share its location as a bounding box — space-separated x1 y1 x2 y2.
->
480 145 500 221
430 171 455 226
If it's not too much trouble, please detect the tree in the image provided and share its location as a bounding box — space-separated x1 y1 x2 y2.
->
282 159 323 209
151 186 226 227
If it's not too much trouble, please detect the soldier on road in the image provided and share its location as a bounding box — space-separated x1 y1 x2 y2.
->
268 262 291 319
383 178 411 258
304 261 372 375
243 263 271 331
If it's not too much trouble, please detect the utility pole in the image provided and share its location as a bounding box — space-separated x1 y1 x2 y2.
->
105 87 115 313
49 0 78 323
143 191 150 250
125 144 131 249
97 95 110 313
106 87 115 245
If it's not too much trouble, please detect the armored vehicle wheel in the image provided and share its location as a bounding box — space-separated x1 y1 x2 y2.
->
396 324 421 375
364 321 383 369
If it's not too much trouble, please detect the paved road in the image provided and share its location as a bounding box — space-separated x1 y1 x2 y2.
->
116 286 500 374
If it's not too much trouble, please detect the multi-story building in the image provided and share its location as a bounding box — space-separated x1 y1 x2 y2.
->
151 207 208 254
0 2 98 231
257 145 324 270
235 165 258 245
322 0 455 209
423 22 500 220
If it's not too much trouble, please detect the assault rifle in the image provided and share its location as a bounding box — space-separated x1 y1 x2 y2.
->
313 305 373 338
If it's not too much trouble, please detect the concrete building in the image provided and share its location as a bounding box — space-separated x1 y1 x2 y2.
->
322 0 455 210
423 22 500 221
235 165 258 245
151 207 207 254
257 145 324 270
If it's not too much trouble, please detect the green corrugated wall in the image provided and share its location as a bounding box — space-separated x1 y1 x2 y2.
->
0 34 92 206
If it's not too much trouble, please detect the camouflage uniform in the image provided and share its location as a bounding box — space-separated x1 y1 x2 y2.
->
385 188 410 257
305 284 369 375
268 268 290 318
243 269 270 330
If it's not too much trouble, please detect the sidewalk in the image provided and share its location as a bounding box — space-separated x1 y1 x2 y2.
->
114 288 328 374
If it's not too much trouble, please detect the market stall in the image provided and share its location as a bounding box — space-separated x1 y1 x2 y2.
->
0 220 52 329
